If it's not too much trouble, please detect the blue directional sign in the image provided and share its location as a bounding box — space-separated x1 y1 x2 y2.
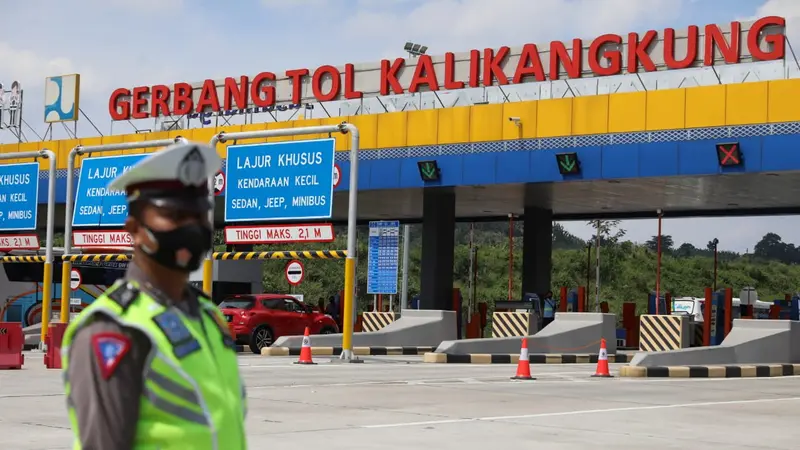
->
73 154 147 227
0 162 39 231
367 220 400 295
225 139 335 222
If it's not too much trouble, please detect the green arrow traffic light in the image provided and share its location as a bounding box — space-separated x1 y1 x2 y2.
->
417 160 441 181
555 152 580 175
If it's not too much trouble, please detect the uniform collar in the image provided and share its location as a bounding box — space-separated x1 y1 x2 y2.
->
125 262 195 306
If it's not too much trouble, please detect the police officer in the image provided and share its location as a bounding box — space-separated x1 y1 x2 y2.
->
61 142 248 450
542 290 557 327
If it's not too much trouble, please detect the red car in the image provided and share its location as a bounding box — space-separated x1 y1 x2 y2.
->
219 294 339 354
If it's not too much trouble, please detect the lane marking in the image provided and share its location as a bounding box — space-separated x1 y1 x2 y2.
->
619 375 800 384
362 396 800 429
246 372 597 389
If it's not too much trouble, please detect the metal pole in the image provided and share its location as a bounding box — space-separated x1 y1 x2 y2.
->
586 244 591 291
42 151 56 333
207 123 361 361
656 210 663 314
713 239 719 291
400 224 410 313
341 122 360 361
61 137 186 325
0 151 56 344
507 213 514 301
595 220 600 309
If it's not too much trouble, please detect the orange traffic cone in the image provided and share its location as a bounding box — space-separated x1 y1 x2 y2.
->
511 337 535 380
294 327 316 365
591 338 612 378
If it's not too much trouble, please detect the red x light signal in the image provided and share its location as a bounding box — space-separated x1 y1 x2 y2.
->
716 142 742 167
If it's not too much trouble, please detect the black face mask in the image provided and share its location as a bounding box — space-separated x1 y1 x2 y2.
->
140 223 212 272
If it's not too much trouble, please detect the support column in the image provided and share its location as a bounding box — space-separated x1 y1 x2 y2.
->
521 207 553 296
419 188 456 310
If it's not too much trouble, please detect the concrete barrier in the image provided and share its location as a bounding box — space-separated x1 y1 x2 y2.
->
434 312 617 355
271 309 457 348
629 319 800 367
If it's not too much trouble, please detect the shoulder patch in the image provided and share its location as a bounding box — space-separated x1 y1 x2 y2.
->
91 332 131 380
108 282 140 310
153 310 202 359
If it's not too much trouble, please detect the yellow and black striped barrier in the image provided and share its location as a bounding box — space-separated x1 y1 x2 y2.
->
62 254 132 262
691 321 704 347
361 312 396 332
212 250 347 260
620 364 800 378
0 256 47 263
639 314 690 352
492 312 534 337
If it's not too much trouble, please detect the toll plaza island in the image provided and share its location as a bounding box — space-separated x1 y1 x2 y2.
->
1 15 800 449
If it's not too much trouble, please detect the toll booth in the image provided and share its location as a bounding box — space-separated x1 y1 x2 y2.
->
771 295 799 320
187 259 263 304
566 289 579 312
493 294 542 338
709 290 728 345
647 291 672 315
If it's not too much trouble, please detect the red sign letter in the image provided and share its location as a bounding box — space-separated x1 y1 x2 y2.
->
380 58 404 95
251 72 276 107
748 16 785 61
224 76 249 110
172 82 193 116
443 52 464 90
150 85 171 117
312 65 341 102
131 87 149 119
627 31 657 73
550 39 582 79
664 26 698 69
409 54 440 93
108 88 131 121
704 22 741 65
195 79 220 113
588 34 622 76
343 64 363 99
513 44 546 83
483 46 510 86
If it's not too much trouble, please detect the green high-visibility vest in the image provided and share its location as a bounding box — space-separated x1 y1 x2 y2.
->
61 280 247 450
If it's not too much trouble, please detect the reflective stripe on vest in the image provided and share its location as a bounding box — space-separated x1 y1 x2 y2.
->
61 281 246 450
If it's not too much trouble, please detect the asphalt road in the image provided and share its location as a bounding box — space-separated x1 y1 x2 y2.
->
1 352 798 449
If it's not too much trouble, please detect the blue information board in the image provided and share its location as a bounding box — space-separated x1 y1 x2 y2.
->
367 220 400 295
0 162 39 231
225 139 335 222
73 154 147 227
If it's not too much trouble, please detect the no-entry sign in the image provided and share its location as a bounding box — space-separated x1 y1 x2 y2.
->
214 170 226 196
333 164 341 189
70 268 82 291
285 260 305 286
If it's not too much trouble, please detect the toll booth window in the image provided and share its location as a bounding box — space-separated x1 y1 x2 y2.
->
210 282 252 304
3 263 44 282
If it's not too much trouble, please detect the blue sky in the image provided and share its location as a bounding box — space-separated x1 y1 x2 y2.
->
0 0 797 252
